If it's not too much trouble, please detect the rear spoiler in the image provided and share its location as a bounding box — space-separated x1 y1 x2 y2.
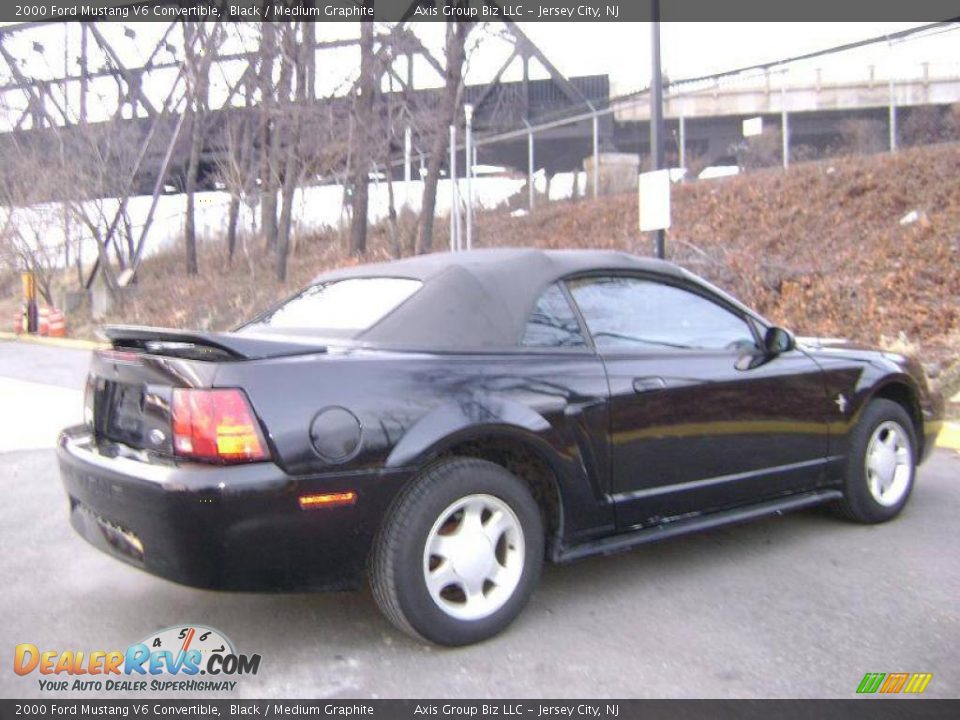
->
103 325 328 361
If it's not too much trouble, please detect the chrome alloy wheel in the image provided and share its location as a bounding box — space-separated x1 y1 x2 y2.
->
865 421 913 507
422 494 525 621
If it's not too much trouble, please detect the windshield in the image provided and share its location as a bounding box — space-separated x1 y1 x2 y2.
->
240 278 422 336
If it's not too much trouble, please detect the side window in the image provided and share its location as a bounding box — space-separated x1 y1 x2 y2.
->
567 276 756 351
521 283 588 348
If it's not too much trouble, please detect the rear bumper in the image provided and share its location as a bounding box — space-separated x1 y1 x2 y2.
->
57 426 412 592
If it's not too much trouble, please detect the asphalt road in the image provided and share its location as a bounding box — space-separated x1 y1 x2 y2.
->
1 339 958 699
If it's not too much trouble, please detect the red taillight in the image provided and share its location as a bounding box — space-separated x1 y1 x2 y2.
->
171 389 269 463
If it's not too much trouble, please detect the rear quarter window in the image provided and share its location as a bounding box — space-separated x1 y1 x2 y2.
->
242 278 422 335
521 283 587 348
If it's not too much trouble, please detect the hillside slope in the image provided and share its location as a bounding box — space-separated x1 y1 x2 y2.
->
54 143 960 364
475 143 959 360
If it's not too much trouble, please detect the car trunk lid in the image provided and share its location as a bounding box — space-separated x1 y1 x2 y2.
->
90 326 326 457
104 325 329 361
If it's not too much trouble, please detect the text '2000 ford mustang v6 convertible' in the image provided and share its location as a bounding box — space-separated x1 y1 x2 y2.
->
59 249 943 645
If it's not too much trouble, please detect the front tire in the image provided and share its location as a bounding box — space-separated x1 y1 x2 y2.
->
835 399 917 524
370 457 544 646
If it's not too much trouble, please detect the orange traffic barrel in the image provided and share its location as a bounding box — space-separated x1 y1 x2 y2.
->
37 306 50 336
47 308 66 337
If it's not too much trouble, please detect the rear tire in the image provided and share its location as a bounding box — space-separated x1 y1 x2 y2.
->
835 399 917 524
370 457 544 646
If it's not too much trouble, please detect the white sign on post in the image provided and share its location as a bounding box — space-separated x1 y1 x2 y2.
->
742 116 763 137
638 169 671 232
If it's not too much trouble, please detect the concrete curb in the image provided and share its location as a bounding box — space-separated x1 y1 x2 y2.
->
0 331 105 351
937 422 960 451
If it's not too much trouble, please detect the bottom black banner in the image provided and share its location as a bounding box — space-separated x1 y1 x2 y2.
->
1 700 959 720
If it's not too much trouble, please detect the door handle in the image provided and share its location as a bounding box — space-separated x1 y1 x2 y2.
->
633 376 667 393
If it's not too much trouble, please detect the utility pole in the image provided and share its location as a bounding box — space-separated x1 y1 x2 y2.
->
586 100 599 199
888 73 897 152
449 124 458 251
403 125 412 207
888 38 897 153
678 113 686 178
464 104 473 251
649 1 666 259
781 68 790 169
525 120 535 210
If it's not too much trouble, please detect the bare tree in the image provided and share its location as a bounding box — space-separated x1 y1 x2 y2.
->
948 102 960 140
349 21 376 258
55 116 147 288
216 107 258 265
735 127 783 170
182 21 218 276
276 22 310 281
0 213 58 306
901 106 949 147
837 117 887 156
259 22 280 251
416 18 472 255
0 132 74 304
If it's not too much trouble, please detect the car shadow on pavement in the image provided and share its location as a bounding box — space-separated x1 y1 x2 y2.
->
73 505 849 653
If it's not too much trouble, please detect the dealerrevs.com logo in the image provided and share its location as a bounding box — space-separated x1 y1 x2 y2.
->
14 625 260 693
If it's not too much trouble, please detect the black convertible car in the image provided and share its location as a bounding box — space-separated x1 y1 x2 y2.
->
59 249 943 645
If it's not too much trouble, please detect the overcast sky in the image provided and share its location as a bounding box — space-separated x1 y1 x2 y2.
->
469 22 960 93
306 20 960 95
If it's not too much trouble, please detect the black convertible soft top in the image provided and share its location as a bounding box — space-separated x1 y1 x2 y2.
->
311 248 683 350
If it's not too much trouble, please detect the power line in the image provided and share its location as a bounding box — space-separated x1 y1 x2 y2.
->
627 20 960 100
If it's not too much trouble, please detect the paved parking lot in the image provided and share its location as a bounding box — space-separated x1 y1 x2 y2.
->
1 340 958 699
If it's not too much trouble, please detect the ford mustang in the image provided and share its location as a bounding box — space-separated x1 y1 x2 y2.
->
58 249 944 645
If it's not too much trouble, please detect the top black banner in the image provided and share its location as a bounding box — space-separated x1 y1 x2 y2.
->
1 0 959 24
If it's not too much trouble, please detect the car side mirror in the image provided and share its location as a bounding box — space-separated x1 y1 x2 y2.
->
763 326 795 355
